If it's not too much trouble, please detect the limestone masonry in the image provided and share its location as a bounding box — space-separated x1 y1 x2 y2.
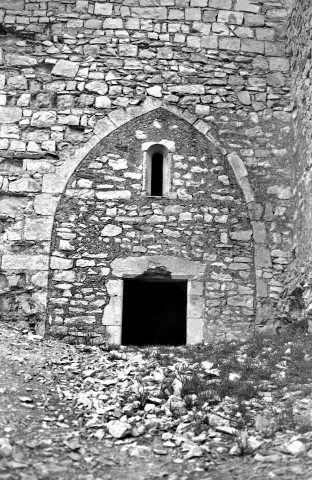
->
0 0 307 344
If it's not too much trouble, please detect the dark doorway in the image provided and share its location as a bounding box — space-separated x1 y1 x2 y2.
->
150 152 163 196
122 279 187 346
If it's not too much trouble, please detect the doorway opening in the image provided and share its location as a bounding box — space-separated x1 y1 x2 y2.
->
121 278 187 346
150 152 163 196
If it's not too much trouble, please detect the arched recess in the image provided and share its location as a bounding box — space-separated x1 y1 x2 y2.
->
42 100 268 344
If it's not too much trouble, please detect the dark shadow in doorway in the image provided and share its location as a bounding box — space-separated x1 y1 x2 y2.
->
122 279 187 346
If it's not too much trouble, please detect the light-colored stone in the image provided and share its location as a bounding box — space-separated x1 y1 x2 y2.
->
52 60 79 78
0 107 22 124
106 280 123 297
85 81 108 95
235 0 260 13
0 196 28 217
34 194 60 216
230 230 252 241
50 257 73 270
2 255 49 271
5 54 37 66
105 326 122 344
31 111 56 128
101 225 122 237
96 191 131 200
267 185 292 199
107 420 132 439
24 217 54 241
9 178 40 193
94 2 112 15
102 297 123 326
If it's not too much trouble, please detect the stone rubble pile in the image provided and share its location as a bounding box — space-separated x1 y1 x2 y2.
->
44 343 312 463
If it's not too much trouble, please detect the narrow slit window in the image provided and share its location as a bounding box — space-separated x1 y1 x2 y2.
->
151 152 163 196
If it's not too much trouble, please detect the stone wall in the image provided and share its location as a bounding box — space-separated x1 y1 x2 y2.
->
0 0 295 341
283 0 312 323
48 108 255 343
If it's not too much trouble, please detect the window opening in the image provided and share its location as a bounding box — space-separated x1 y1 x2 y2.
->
150 152 163 196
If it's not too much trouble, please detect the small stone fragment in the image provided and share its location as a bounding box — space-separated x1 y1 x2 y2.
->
0 438 12 457
107 420 132 439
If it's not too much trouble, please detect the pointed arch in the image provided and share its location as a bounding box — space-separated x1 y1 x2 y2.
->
39 99 269 335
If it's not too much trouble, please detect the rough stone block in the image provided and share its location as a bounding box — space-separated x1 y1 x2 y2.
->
235 27 254 38
119 45 138 57
85 81 108 95
31 111 56 128
51 60 79 78
269 57 290 72
96 191 131 200
0 107 22 124
217 10 244 25
106 326 122 344
101 225 122 237
188 295 204 318
266 73 286 87
103 18 123 28
84 19 103 29
237 91 251 105
219 37 241 51
0 196 28 217
2 255 49 271
230 230 252 241
256 278 268 298
102 297 123 326
241 39 264 54
251 221 267 243
265 42 285 57
34 194 60 216
169 85 205 95
24 217 54 241
9 178 41 193
131 7 167 19
255 245 272 268
0 0 24 9
94 117 116 138
267 185 292 199
50 257 73 270
187 317 204 344
94 2 112 15
188 281 204 296
5 54 37 66
201 36 218 49
95 96 111 108
235 0 260 13
106 280 123 297
185 8 201 20
244 13 264 26
42 174 67 195
209 0 231 9
256 27 275 41
266 8 288 19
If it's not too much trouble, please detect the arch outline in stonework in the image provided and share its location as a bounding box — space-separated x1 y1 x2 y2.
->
42 98 268 329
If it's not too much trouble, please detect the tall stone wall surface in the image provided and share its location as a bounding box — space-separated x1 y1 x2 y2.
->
284 0 312 322
0 0 295 340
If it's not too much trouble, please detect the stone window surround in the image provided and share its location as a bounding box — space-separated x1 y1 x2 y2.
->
141 140 175 197
102 255 206 345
